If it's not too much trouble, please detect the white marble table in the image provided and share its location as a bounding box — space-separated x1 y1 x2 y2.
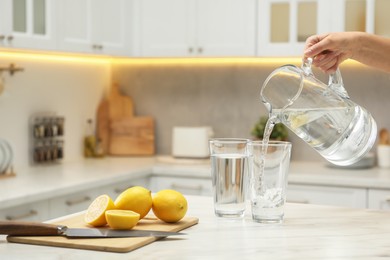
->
1 195 390 259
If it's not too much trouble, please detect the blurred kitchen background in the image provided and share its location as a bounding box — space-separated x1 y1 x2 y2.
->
1 0 390 169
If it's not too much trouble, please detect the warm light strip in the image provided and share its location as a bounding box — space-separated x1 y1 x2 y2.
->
111 57 303 66
0 50 111 64
0 50 363 67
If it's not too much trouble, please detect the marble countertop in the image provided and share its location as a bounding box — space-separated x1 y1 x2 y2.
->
2 156 390 210
1 195 390 259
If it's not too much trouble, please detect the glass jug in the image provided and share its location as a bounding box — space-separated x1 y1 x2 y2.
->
260 59 377 166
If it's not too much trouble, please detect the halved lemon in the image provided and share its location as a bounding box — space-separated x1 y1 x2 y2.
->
105 210 140 230
84 194 115 227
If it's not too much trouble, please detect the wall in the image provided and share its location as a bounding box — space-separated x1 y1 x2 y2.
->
0 52 111 170
112 59 390 163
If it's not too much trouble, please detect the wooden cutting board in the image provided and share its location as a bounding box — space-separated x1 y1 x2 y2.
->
7 214 198 253
109 116 155 155
107 83 134 121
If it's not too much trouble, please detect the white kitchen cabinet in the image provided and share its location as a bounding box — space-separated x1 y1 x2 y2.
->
0 0 57 50
0 200 49 221
150 176 212 196
48 189 100 219
99 177 151 199
287 184 367 208
257 0 332 56
368 188 390 210
57 0 133 56
134 0 256 57
333 0 390 37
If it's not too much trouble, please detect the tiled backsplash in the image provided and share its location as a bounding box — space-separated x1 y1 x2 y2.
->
112 60 390 162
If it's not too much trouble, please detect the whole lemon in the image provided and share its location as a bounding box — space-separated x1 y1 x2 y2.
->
114 186 152 219
152 189 188 223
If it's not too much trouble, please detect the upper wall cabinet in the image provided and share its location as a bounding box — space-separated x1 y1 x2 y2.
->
259 0 390 57
257 0 333 56
332 0 390 37
133 0 256 57
0 0 57 50
57 0 133 56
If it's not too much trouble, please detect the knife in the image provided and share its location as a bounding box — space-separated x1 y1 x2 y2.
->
0 221 185 238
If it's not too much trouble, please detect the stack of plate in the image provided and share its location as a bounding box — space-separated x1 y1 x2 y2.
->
0 139 13 174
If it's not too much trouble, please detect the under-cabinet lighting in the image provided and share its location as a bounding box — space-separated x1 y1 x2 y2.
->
0 49 362 67
0 50 110 64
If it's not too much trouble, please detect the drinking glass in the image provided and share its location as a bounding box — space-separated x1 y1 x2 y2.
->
209 138 251 218
249 141 291 223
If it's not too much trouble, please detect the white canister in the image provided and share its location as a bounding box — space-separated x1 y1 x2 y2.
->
377 145 390 168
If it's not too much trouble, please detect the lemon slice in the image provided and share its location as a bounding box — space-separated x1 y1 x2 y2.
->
84 194 115 227
105 210 140 230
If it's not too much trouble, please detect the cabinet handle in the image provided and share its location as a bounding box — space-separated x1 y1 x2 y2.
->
171 183 203 191
92 44 98 49
7 35 13 42
65 196 91 206
287 199 309 204
0 35 5 42
198 47 203 53
188 47 193 53
6 210 38 221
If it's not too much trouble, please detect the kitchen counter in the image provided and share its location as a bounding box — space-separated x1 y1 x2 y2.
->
1 195 390 259
2 157 390 210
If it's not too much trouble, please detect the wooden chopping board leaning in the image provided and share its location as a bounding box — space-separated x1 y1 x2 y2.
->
97 83 155 156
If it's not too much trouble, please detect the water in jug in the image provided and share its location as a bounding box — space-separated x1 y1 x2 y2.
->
260 59 377 166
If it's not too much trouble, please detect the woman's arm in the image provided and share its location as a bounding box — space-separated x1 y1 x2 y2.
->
304 32 390 73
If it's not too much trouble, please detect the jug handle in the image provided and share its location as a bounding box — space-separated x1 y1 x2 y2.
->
328 69 350 99
302 58 350 99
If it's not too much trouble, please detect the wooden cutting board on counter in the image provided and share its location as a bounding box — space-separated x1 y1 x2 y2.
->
7 214 199 253
97 83 155 156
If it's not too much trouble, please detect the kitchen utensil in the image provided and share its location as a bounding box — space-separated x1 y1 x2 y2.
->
96 99 110 154
0 139 12 173
172 126 213 158
379 128 390 145
7 213 199 253
109 116 155 155
107 83 134 121
261 58 377 166
0 221 184 238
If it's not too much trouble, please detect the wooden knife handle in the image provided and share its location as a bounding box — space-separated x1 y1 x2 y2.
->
0 221 62 236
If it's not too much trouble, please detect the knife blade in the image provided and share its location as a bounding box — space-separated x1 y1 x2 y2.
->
0 221 185 238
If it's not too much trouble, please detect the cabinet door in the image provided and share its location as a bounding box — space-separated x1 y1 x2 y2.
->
90 0 133 56
1 0 56 50
368 189 390 210
287 184 367 208
49 189 100 219
99 177 151 199
258 0 330 56
0 200 49 221
150 176 212 196
57 0 93 53
196 0 256 56
134 0 195 57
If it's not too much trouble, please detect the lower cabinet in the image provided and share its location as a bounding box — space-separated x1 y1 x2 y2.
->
0 201 49 221
98 177 151 199
368 189 390 210
150 176 212 196
287 184 367 208
49 189 101 220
